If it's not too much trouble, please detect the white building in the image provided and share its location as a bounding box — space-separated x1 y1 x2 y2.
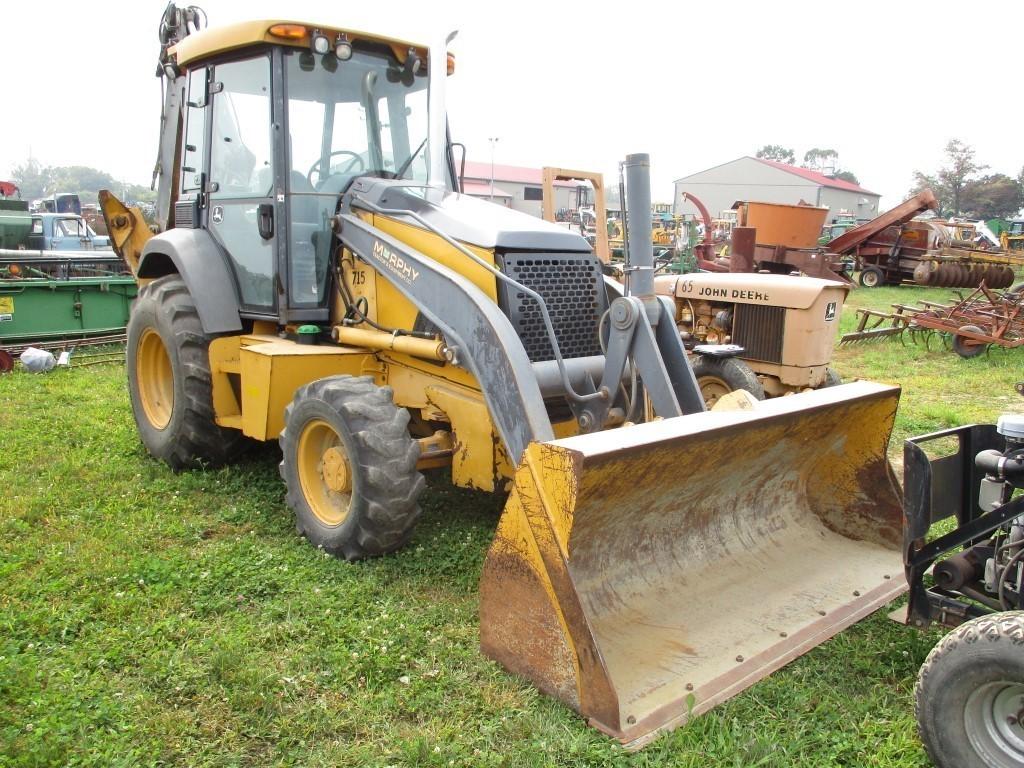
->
461 161 587 218
673 157 882 223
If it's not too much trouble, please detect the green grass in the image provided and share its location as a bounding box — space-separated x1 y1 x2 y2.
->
835 283 1023 449
1 287 1020 766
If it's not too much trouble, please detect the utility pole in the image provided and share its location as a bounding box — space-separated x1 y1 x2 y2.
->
488 137 499 201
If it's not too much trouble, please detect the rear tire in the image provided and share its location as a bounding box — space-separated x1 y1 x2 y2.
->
691 356 764 407
859 266 885 288
952 324 988 359
915 612 1024 768
126 275 247 470
279 375 426 560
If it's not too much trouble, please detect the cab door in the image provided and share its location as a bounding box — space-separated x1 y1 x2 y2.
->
206 55 278 316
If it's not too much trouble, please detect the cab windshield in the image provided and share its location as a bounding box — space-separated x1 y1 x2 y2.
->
284 44 449 306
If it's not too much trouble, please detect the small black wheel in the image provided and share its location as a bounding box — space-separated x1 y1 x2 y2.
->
126 274 247 470
916 611 1024 768
952 324 988 359
690 356 764 407
822 367 842 387
279 375 425 560
859 266 885 288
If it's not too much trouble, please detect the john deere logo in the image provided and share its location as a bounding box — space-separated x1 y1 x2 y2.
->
825 301 837 321
371 240 419 283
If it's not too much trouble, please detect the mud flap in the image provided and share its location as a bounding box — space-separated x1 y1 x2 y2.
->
479 381 904 748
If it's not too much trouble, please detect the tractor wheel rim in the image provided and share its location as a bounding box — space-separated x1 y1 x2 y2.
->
297 418 352 527
965 681 1024 767
863 271 879 287
137 328 174 430
698 375 732 407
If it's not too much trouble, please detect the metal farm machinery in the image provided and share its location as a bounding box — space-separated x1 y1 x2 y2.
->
841 284 1024 358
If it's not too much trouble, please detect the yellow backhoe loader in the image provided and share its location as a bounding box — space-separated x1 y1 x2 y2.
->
101 6 906 748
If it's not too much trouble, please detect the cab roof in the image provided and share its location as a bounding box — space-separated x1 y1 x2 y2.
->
170 19 428 68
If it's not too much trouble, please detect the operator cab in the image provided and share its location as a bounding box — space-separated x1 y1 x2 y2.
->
176 33 455 324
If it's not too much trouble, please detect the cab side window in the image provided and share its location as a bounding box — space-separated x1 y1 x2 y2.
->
209 57 273 197
182 68 208 194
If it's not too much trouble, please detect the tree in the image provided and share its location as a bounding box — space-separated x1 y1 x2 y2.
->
959 174 1022 220
8 158 155 205
909 170 947 213
755 145 795 164
938 139 986 216
802 148 839 174
910 139 988 217
831 170 860 185
10 158 52 200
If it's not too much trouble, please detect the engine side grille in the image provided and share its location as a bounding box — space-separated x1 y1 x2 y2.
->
497 253 605 363
733 304 785 363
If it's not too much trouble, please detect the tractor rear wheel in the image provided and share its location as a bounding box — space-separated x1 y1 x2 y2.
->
690 356 764 408
280 375 426 560
126 275 247 470
916 611 1024 768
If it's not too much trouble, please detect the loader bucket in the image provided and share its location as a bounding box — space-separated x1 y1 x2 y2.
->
480 381 905 748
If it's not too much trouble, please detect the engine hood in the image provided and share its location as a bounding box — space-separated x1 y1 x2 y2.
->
343 178 593 253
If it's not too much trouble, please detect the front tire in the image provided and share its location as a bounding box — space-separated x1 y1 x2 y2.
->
690 356 765 407
126 275 247 470
916 612 1024 768
279 376 426 560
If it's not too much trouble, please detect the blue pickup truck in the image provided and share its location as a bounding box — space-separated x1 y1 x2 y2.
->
26 213 111 251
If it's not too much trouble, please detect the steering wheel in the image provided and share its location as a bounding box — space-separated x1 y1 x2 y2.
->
307 150 365 187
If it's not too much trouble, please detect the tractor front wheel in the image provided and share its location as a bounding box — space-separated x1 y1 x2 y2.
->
280 376 426 560
126 275 247 470
690 356 764 408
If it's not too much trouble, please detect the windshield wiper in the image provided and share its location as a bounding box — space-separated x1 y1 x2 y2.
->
394 138 428 180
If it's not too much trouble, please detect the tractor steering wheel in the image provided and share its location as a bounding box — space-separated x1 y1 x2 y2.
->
307 151 365 187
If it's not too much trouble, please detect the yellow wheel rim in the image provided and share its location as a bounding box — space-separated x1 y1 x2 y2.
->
698 375 732 408
297 418 353 526
136 328 174 430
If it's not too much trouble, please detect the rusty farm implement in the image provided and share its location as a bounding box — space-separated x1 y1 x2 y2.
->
840 284 1024 358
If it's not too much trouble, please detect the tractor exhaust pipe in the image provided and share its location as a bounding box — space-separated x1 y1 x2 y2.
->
623 153 659 325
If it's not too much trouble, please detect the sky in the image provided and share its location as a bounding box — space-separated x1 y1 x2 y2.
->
2 0 1022 210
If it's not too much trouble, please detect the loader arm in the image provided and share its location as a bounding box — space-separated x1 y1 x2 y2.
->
339 181 706 462
337 211 554 462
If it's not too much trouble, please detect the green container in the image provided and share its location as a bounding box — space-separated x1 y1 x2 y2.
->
0 199 31 249
0 276 137 343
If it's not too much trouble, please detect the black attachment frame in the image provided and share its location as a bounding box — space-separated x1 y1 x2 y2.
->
903 424 1024 628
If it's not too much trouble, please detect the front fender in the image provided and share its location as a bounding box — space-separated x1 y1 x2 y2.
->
139 228 242 334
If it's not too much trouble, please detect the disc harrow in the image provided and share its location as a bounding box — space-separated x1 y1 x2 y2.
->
911 260 1015 289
